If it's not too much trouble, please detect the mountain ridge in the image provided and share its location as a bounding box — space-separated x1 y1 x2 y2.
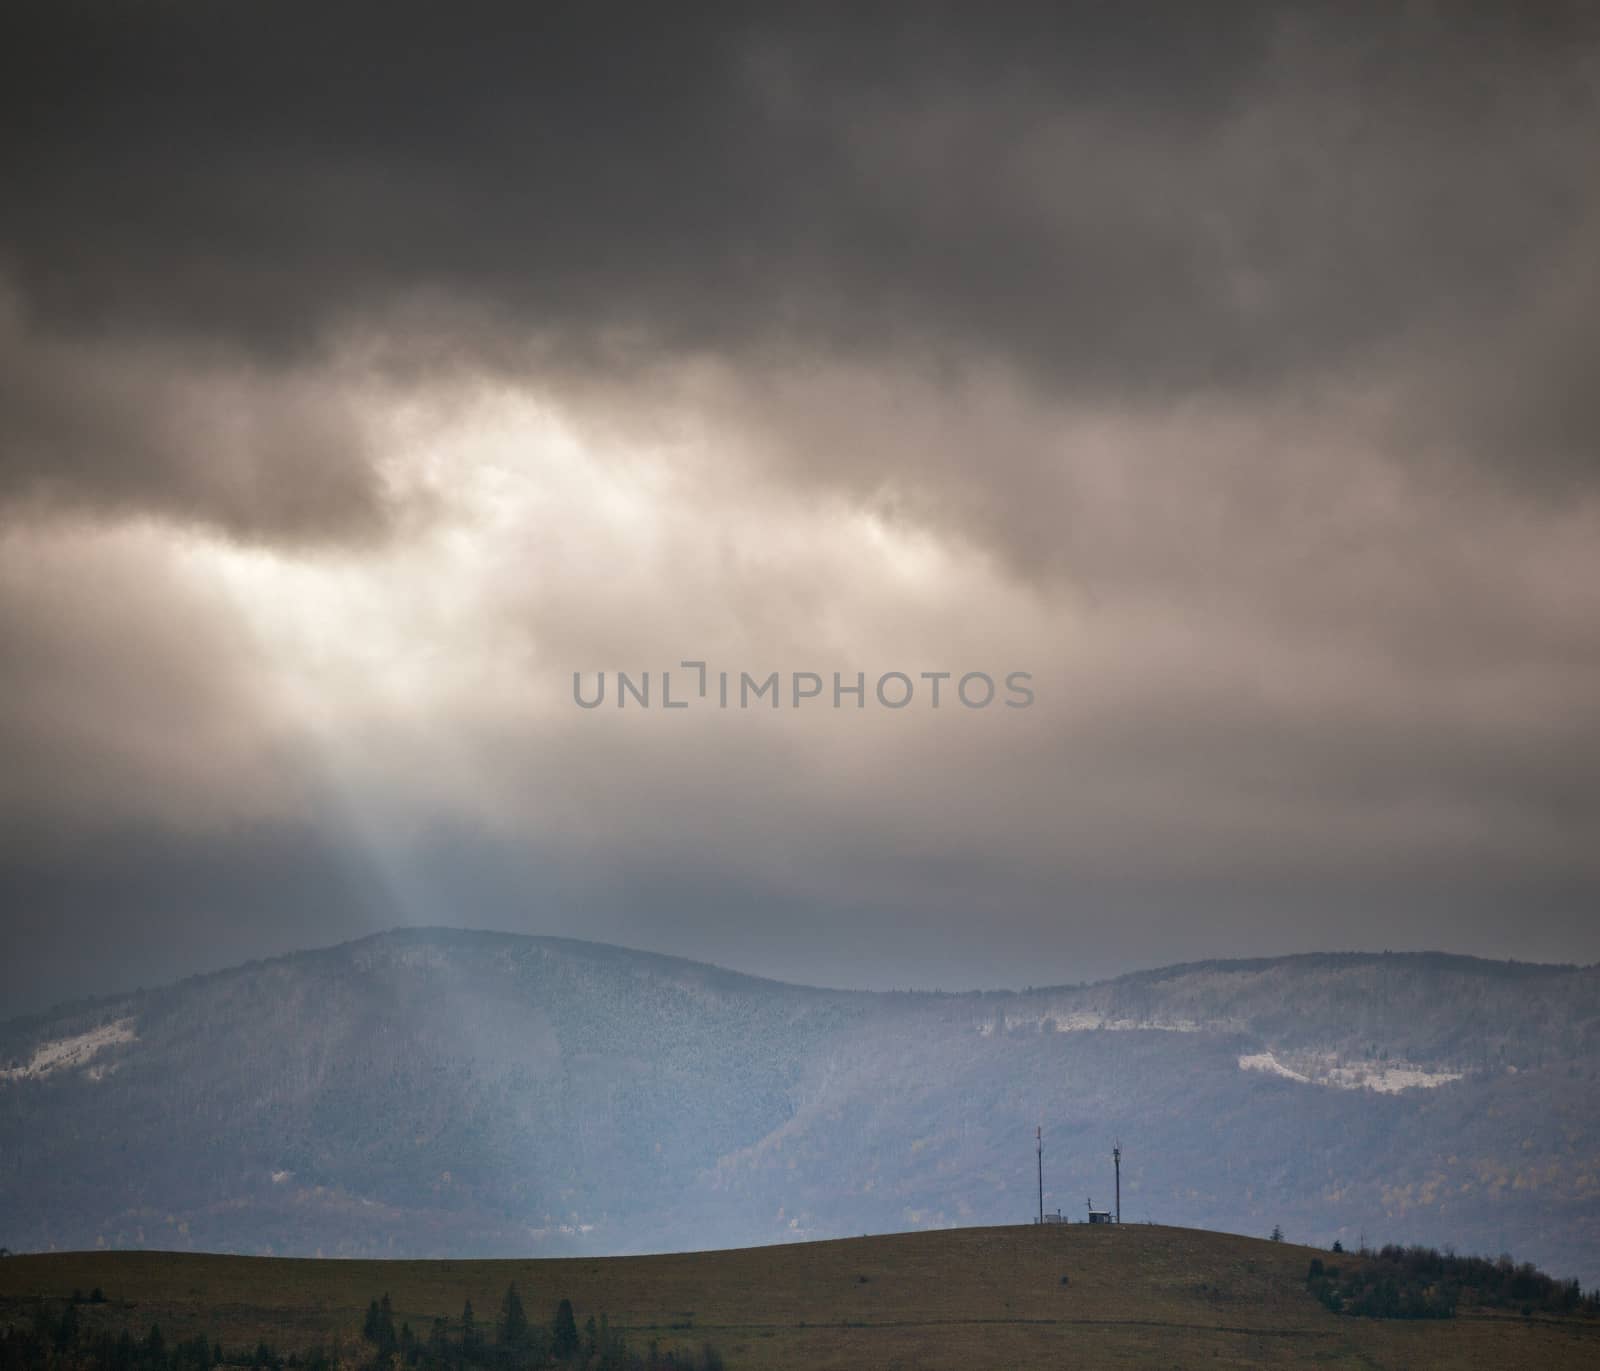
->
9 925 1591 1031
4 927 1598 1286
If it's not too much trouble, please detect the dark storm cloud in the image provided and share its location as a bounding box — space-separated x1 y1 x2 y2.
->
1 2 1272 356
2 3 1600 1009
2 3 1598 541
0 293 394 541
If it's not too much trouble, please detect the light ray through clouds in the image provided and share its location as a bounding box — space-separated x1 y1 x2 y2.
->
180 377 1030 938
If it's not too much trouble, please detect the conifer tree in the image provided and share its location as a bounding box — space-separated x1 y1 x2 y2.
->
552 1298 579 1359
498 1283 529 1347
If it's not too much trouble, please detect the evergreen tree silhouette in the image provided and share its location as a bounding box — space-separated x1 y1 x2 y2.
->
551 1298 579 1359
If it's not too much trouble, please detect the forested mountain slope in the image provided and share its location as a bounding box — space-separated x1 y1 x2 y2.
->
3 930 1597 1284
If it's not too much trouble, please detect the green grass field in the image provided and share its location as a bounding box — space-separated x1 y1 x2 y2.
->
4 1224 1599 1369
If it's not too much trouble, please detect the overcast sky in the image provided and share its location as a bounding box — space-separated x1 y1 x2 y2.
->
2 3 1598 1014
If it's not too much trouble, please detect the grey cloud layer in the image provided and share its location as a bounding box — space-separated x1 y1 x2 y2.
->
1 3 1598 1010
0 294 395 541
3 4 1598 536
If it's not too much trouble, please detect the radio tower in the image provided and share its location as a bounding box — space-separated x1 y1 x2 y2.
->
1114 1141 1122 1224
1036 1125 1044 1224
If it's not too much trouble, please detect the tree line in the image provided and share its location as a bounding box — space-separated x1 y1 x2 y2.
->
0 1285 726 1370
358 1284 723 1370
1307 1243 1600 1320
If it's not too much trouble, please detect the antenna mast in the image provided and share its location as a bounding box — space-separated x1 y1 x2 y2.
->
1114 1141 1122 1224
1036 1125 1044 1224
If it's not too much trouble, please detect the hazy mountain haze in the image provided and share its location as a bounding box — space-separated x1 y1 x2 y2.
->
4 929 1596 1286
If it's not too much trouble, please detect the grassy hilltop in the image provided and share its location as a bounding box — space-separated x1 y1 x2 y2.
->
4 1224 1600 1370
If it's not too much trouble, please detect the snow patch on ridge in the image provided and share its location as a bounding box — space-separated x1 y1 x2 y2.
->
1324 1061 1464 1093
979 1012 1207 1036
1239 1050 1462 1093
0 1019 137 1082
1238 1051 1312 1083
